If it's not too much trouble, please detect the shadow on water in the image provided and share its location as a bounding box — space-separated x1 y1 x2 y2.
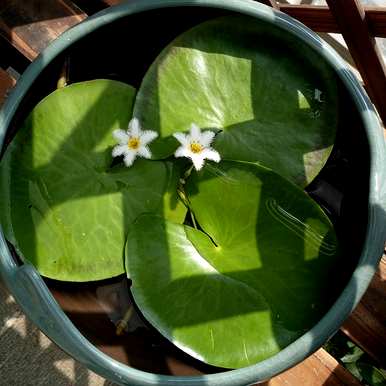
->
1 6 234 378
1 4 382 384
173 15 338 187
136 10 369 361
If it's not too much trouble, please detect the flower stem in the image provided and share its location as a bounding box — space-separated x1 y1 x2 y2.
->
57 58 69 89
116 306 134 336
190 210 197 229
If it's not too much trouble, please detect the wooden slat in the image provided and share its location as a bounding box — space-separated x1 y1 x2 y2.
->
278 5 386 38
264 348 362 386
326 0 386 126
0 68 16 106
342 255 386 366
366 6 386 37
0 0 86 61
279 5 339 33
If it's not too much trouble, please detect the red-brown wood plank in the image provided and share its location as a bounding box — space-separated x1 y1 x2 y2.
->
278 5 386 38
279 4 339 33
0 68 16 106
342 255 386 366
326 0 386 125
366 6 386 37
264 348 362 386
0 0 86 61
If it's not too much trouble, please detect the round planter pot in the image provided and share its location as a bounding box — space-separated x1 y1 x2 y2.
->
1 1 386 385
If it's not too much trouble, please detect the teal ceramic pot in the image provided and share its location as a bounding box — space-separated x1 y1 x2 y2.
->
1 1 385 385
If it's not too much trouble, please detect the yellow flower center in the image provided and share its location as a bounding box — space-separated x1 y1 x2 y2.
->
128 137 140 150
190 142 203 154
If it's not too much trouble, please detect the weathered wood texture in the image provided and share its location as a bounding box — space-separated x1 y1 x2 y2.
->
279 5 386 37
265 348 362 386
0 68 16 106
280 5 338 33
342 255 386 366
0 0 86 60
326 0 386 125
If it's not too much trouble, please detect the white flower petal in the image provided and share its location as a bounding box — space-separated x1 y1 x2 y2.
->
123 150 137 167
113 129 129 144
175 146 191 159
189 123 201 142
201 130 215 147
201 148 221 163
129 117 141 137
141 130 158 145
191 154 205 170
173 132 188 145
112 144 128 157
138 145 152 159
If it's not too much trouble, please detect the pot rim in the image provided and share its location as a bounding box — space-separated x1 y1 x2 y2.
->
1 1 385 385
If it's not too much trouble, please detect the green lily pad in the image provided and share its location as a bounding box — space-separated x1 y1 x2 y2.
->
126 161 340 368
0 80 186 282
133 16 338 186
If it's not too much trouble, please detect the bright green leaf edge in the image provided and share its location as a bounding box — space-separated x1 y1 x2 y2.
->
0 79 186 282
126 161 341 369
133 15 339 187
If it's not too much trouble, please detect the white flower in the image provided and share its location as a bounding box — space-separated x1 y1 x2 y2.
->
112 118 158 167
173 123 221 170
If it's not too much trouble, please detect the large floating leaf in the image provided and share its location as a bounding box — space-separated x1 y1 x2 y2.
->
0 80 186 281
134 16 338 186
126 162 340 368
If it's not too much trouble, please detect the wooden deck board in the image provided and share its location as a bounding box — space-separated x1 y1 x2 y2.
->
278 5 386 37
326 0 386 125
0 0 86 60
0 68 16 106
342 255 386 366
266 348 362 386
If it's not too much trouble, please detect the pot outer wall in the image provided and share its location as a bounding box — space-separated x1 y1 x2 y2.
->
0 1 386 385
